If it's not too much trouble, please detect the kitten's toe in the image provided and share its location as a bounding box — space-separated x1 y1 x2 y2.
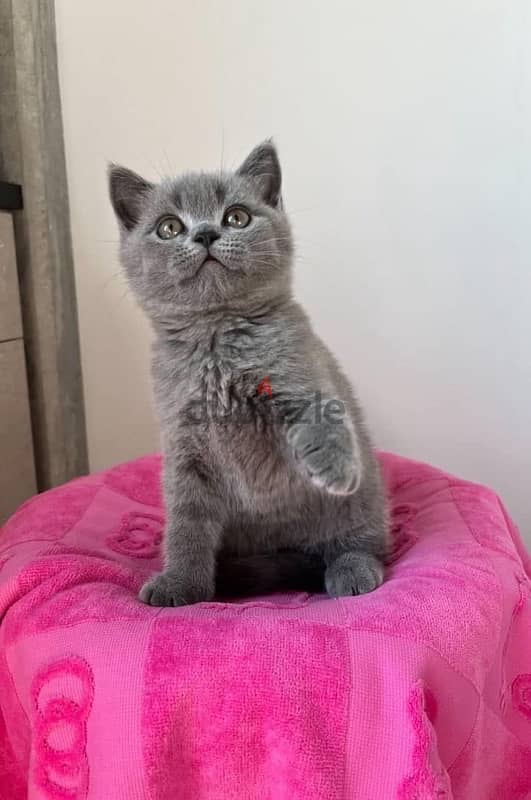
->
139 573 188 606
289 423 360 495
139 571 215 607
140 571 214 606
325 552 384 598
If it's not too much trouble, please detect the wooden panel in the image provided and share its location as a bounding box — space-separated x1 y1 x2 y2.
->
0 338 36 523
0 210 23 342
0 0 88 490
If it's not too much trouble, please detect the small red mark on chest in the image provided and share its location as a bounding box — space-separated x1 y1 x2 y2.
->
256 376 273 398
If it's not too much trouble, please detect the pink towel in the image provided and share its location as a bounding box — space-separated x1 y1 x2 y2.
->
0 452 530 799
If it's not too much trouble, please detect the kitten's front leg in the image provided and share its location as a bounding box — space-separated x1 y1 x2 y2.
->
285 395 361 495
139 455 223 607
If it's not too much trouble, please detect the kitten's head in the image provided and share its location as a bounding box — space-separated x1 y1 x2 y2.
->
109 141 293 322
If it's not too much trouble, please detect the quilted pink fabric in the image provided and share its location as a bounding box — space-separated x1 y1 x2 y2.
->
0 452 530 800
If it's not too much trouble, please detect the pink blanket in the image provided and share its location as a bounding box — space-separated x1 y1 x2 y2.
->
0 452 530 799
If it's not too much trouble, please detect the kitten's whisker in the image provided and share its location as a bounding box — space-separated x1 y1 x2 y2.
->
247 248 293 255
116 282 134 303
246 260 282 268
102 271 127 291
161 148 176 177
246 254 278 259
252 236 293 243
248 238 292 247
145 157 165 181
219 129 226 176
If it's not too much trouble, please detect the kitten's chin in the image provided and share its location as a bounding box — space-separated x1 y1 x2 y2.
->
201 256 238 273
179 256 235 285
202 255 242 273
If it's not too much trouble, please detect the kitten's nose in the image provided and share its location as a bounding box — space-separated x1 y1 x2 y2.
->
193 226 220 249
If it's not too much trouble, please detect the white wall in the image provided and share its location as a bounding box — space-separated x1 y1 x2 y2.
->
55 0 531 540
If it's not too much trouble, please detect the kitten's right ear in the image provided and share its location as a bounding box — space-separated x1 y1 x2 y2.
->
236 140 282 207
108 164 154 231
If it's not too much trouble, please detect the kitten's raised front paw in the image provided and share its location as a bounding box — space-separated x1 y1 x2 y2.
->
325 552 384 597
139 570 213 607
288 422 360 495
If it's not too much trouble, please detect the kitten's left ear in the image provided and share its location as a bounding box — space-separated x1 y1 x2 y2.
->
236 140 282 207
108 164 154 231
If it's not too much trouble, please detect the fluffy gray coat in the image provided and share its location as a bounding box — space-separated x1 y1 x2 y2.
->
109 141 388 606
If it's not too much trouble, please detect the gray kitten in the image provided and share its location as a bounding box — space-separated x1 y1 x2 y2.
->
109 141 388 606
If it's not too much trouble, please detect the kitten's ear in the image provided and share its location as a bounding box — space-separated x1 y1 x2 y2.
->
108 164 154 231
236 140 282 207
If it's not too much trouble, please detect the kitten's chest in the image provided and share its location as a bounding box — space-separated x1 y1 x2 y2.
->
156 321 292 490
197 349 254 420
178 322 272 419
155 324 303 512
197 348 278 455
192 344 291 497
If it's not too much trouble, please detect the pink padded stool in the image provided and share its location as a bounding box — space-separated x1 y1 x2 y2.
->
0 452 530 799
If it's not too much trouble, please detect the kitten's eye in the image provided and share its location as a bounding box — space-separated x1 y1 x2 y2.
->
224 207 251 229
156 216 183 239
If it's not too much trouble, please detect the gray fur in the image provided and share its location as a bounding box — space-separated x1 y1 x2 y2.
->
109 141 389 605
